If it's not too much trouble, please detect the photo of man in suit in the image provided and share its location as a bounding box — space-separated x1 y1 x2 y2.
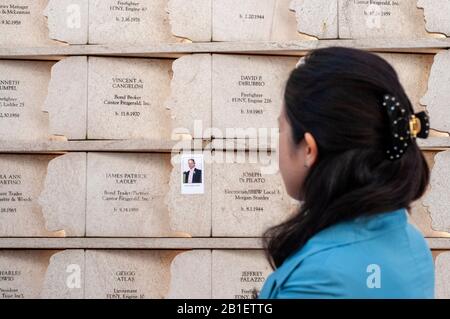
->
183 158 202 184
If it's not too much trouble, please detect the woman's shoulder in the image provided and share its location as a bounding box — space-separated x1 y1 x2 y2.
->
278 218 434 298
302 220 432 275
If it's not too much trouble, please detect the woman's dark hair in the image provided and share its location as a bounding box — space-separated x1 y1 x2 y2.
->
263 47 430 269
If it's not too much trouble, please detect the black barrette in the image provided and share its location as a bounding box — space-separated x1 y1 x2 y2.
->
382 94 430 161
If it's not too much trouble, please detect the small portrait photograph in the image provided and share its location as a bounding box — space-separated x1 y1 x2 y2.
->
180 154 204 194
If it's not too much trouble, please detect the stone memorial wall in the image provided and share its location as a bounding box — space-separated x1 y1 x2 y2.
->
1 0 450 299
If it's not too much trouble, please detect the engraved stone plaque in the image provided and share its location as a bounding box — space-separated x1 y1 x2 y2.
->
0 58 86 141
85 250 211 299
212 151 297 237
85 250 180 299
86 152 172 236
0 154 64 237
87 57 172 140
338 0 431 39
0 250 84 299
0 153 85 236
86 56 210 140
88 0 184 44
212 0 316 41
0 60 52 141
0 0 89 46
86 152 211 237
212 54 298 138
0 250 54 299
212 250 272 299
0 0 58 47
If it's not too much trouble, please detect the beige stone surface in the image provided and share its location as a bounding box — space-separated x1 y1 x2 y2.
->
0 237 265 249
0 250 54 299
85 250 182 299
87 57 172 140
0 154 64 237
417 0 450 37
88 0 183 44
167 250 212 299
0 0 59 47
213 0 315 41
339 0 430 39
43 56 87 140
410 151 450 238
423 150 450 233
421 50 450 133
410 201 450 238
212 151 297 237
166 54 212 139
435 252 450 299
167 0 211 41
378 53 433 113
0 60 52 141
289 0 338 39
212 54 297 138
86 152 173 236
44 55 211 141
212 250 272 299
165 151 211 236
41 250 85 299
44 0 88 44
38 153 86 237
86 152 210 237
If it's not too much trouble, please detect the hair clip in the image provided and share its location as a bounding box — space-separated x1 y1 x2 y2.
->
382 94 430 161
409 111 430 139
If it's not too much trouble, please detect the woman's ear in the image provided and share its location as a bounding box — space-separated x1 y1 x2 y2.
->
304 132 318 167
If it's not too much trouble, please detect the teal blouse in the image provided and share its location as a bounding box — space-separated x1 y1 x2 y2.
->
259 208 435 299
